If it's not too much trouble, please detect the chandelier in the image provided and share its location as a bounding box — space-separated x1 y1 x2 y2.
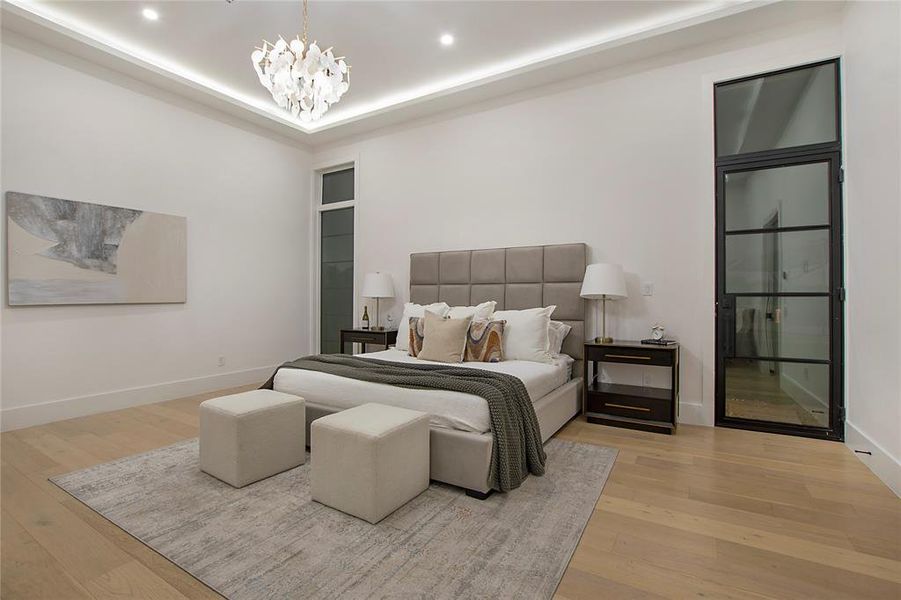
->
251 0 350 122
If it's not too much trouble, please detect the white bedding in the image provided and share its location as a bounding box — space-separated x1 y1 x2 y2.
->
272 349 574 433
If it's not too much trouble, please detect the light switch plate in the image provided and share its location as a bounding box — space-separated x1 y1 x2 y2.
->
641 281 654 296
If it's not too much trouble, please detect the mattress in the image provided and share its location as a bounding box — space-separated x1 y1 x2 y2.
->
272 349 574 433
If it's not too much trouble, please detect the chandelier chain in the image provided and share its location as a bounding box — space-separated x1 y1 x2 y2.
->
302 0 309 46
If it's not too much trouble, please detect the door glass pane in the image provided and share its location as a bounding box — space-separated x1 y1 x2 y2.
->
725 162 830 231
322 168 354 204
716 63 837 156
725 358 829 427
320 207 353 353
725 229 829 293
733 296 829 360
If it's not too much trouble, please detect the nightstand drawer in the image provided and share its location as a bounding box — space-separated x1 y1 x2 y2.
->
343 331 385 344
587 392 670 422
586 345 673 366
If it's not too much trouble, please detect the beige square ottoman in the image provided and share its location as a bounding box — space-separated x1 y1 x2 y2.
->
311 403 430 524
200 389 305 488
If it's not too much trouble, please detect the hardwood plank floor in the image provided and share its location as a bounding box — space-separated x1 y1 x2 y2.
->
2 386 898 599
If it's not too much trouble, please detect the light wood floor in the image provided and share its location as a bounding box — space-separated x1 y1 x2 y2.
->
2 387 899 599
725 363 828 427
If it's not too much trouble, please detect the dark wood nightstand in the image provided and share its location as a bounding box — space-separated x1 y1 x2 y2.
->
583 340 680 435
339 328 398 354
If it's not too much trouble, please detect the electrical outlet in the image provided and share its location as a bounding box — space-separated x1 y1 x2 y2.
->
642 372 653 387
218 356 226 367
641 281 654 296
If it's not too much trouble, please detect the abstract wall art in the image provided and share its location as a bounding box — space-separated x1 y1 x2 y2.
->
6 192 186 305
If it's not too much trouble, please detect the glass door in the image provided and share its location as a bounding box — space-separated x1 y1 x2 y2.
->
714 60 844 440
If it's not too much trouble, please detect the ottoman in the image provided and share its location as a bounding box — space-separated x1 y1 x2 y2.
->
311 403 430 524
199 389 305 488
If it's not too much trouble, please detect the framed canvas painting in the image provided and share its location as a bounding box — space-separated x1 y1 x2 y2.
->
6 192 186 305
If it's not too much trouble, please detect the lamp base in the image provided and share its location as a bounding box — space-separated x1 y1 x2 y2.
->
595 336 613 344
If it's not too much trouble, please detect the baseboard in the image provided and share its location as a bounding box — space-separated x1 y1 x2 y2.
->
845 420 901 497
0 365 278 432
678 402 710 426
780 372 829 412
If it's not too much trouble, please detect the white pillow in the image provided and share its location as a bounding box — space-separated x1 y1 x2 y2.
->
548 320 572 356
396 302 450 352
447 301 496 321
492 306 556 363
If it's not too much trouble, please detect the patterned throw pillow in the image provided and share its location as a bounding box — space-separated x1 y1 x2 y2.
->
465 319 505 363
408 316 426 357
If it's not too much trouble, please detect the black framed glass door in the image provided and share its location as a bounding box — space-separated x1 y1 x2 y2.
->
714 60 844 440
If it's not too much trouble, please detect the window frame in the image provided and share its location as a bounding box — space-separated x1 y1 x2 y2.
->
312 159 359 354
713 58 842 165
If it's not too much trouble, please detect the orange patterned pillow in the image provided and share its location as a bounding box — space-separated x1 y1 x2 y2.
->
408 316 426 357
465 319 505 362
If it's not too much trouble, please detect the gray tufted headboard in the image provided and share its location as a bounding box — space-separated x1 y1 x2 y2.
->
409 243 586 363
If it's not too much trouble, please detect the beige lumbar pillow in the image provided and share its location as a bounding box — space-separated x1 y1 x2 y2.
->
418 311 472 363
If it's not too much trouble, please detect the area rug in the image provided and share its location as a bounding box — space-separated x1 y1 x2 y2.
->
51 438 616 600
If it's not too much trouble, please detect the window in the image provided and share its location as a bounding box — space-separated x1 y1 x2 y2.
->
715 62 838 158
318 166 354 353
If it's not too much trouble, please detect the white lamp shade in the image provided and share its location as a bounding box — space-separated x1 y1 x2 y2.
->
580 263 627 300
361 272 395 298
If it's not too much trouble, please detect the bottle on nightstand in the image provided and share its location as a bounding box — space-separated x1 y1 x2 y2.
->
361 306 370 330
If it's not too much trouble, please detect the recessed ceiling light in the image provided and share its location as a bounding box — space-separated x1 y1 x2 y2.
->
439 33 454 47
142 8 159 22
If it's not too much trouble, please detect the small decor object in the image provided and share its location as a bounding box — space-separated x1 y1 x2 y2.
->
361 272 394 331
640 338 678 346
642 324 677 345
580 263 628 343
361 306 370 330
251 0 350 122
6 192 186 305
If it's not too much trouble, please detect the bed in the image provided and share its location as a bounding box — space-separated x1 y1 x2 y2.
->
273 243 587 496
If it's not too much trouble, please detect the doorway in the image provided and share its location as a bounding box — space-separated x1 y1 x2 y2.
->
714 60 844 440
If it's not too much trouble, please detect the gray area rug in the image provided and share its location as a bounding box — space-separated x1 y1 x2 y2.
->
51 438 616 600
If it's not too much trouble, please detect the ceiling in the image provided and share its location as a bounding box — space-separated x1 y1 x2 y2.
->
2 1 843 146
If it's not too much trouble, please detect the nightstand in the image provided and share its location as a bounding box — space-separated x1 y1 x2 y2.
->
583 341 680 435
339 328 398 354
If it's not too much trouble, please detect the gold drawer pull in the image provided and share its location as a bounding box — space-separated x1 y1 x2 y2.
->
606 403 651 412
605 354 652 361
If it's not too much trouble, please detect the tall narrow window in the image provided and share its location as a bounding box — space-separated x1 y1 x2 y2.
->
319 167 354 354
714 60 844 441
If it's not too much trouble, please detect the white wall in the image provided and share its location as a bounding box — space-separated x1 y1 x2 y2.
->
842 0 901 496
0 38 313 430
314 15 845 427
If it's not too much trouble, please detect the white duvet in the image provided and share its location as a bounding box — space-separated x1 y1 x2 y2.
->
272 349 573 433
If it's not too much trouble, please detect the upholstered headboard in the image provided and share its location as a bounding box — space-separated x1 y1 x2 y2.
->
409 243 586 362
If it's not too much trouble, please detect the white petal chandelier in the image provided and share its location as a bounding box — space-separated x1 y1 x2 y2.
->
251 0 350 122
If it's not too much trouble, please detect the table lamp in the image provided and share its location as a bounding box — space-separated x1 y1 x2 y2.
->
362 272 394 331
580 263 628 343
